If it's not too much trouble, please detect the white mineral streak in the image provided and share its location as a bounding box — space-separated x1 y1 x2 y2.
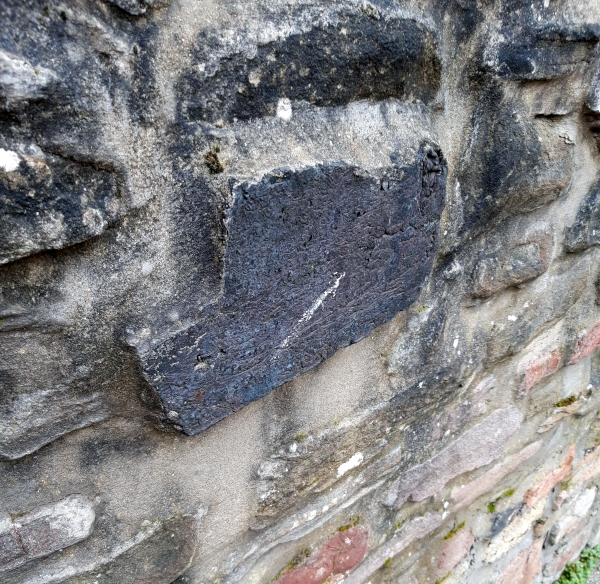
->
0 148 20 172
281 272 345 348
337 452 364 477
276 97 292 120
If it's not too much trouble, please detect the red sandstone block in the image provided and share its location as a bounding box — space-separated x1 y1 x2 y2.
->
278 527 368 584
437 528 475 576
523 445 575 507
278 554 333 584
496 539 543 584
569 321 600 364
519 348 562 394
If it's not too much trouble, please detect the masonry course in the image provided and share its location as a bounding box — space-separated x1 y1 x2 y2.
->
1 1 600 583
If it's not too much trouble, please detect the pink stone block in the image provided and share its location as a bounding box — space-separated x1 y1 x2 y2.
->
519 348 562 394
496 539 543 584
523 445 574 507
278 527 368 584
437 528 475 575
569 321 600 364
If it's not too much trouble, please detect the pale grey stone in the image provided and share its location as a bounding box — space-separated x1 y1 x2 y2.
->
0 495 95 573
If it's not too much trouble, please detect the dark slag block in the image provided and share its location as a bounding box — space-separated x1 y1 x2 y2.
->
181 14 440 124
141 146 446 434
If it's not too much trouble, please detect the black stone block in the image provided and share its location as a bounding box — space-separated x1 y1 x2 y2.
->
136 146 446 434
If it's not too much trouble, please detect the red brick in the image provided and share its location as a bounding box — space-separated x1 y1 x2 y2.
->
569 321 600 364
519 348 561 394
496 539 543 584
523 445 575 507
437 528 475 575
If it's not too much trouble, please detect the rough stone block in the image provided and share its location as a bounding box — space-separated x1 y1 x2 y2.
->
473 242 548 299
496 539 543 584
0 50 55 107
450 441 542 510
431 375 494 442
0 151 120 265
538 400 584 433
571 445 600 485
551 488 597 547
565 178 600 252
386 407 523 509
437 528 475 576
181 13 440 124
277 527 368 584
569 321 600 365
519 348 562 395
485 497 546 563
135 147 446 435
342 513 443 584
545 523 592 579
523 446 575 507
57 514 200 584
0 495 94 573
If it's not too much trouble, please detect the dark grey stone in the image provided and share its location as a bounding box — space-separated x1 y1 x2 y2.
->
565 178 600 253
180 13 440 124
472 242 547 298
488 504 524 539
0 153 120 265
133 147 446 434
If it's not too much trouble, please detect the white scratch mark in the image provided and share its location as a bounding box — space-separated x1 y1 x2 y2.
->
281 272 345 348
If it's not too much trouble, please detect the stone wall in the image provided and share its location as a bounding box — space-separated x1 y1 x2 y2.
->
1 0 600 583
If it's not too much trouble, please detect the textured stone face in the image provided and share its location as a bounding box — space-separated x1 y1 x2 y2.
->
180 13 440 124
136 149 445 434
2 1 600 584
385 407 523 510
0 495 94 573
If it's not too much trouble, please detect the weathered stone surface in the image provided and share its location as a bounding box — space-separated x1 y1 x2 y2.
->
437 528 475 576
0 333 109 461
0 152 120 264
450 441 543 510
519 348 562 395
570 444 600 485
104 0 156 16
496 539 543 584
0 495 94 573
277 527 368 584
180 13 440 124
57 515 199 584
136 147 446 435
523 446 575 507
431 375 494 442
1 1 600 584
544 522 593 580
386 407 523 509
565 178 600 252
342 513 444 584
570 321 600 364
485 497 546 563
473 242 549 299
0 50 55 107
538 399 584 433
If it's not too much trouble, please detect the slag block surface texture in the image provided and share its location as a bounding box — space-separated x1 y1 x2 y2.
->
137 147 446 434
